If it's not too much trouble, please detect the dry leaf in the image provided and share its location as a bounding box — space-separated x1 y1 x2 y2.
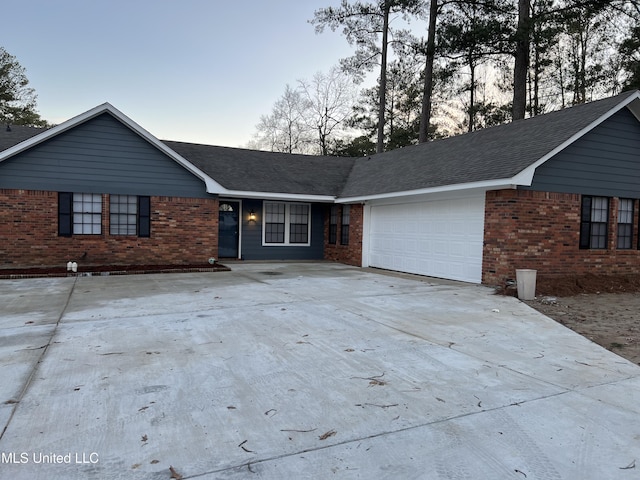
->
620 459 636 470
169 465 183 479
319 430 336 440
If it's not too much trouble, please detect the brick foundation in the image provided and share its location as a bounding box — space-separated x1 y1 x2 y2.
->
0 189 219 270
323 204 363 266
483 189 640 286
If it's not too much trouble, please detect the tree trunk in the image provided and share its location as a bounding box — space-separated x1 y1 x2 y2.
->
468 57 475 133
512 0 530 120
377 1 391 153
419 0 438 143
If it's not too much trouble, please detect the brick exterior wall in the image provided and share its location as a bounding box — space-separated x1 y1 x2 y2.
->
0 189 219 270
483 189 640 286
323 204 363 266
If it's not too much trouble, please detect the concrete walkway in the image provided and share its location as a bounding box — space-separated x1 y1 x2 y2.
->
0 262 638 479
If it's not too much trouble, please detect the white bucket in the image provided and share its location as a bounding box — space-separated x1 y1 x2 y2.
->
516 269 537 300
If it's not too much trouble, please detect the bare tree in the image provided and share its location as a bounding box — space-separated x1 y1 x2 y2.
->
253 85 312 153
297 67 358 155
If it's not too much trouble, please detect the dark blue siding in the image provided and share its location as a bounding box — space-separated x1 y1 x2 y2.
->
0 113 209 197
522 108 640 197
240 199 324 260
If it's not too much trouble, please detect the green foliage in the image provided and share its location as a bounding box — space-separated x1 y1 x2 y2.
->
0 47 47 126
329 135 377 157
620 26 640 90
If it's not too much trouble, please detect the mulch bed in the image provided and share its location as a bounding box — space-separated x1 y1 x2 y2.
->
0 263 230 279
500 273 640 297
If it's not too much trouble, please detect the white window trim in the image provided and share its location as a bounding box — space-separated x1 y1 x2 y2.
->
262 201 311 247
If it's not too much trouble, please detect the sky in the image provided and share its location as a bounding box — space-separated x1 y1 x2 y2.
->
3 1 354 148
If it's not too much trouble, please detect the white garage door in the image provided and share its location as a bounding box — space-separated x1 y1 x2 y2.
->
369 196 485 283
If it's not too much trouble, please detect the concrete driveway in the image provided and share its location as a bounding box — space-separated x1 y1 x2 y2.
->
1 262 639 479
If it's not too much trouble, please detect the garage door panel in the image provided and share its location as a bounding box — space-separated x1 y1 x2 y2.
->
369 197 484 283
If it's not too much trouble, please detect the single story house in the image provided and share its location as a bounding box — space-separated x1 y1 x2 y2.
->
1 90 639 286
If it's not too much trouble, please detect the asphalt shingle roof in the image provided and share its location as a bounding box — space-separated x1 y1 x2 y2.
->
0 124 47 152
340 90 639 198
167 91 638 199
163 141 356 196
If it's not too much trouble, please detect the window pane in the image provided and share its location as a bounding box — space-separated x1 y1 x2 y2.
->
617 199 634 249
265 203 286 243
289 223 308 243
618 199 634 223
265 223 285 243
265 203 285 223
110 195 138 235
289 204 309 244
617 224 632 249
591 223 607 249
71 193 102 234
341 205 350 245
591 197 608 222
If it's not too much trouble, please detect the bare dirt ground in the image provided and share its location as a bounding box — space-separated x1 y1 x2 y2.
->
519 275 640 366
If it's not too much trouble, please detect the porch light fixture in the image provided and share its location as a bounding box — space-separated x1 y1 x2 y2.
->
248 210 257 222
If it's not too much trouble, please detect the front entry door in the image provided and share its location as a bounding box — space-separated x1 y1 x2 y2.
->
218 201 239 258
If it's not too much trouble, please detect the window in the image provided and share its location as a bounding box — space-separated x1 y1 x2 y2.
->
58 193 149 237
265 202 286 243
263 202 310 246
289 204 309 244
617 199 634 249
340 205 350 245
580 196 609 249
110 195 138 235
329 205 338 245
59 193 102 235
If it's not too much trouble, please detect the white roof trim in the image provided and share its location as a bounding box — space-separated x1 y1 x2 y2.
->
512 92 640 186
336 179 517 203
0 103 226 194
218 189 336 202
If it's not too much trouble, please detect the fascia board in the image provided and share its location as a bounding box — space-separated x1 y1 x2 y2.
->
219 189 336 202
336 179 517 203
512 92 640 186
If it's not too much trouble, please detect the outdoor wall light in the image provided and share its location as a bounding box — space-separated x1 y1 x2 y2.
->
248 210 257 222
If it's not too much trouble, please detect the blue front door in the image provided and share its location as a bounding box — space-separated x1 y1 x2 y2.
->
219 201 239 258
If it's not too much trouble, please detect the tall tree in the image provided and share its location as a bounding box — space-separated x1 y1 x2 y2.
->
418 0 439 142
438 0 511 132
512 0 530 120
620 25 640 89
311 0 424 153
0 47 47 126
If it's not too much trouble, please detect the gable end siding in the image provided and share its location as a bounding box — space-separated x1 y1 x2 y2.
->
522 108 640 198
0 113 209 198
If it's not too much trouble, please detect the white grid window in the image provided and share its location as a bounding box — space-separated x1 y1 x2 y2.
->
73 193 102 234
110 195 138 235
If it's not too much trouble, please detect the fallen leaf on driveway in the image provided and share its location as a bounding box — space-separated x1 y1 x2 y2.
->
619 459 635 470
169 465 183 479
319 430 336 440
